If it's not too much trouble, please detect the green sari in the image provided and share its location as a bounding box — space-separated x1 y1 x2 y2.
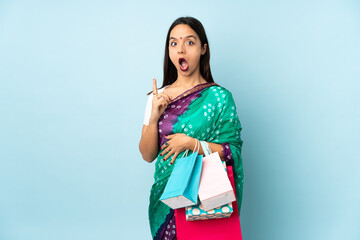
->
148 82 244 239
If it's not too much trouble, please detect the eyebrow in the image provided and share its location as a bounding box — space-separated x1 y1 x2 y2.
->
169 35 196 40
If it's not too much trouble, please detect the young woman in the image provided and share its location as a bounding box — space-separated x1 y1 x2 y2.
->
139 16 244 240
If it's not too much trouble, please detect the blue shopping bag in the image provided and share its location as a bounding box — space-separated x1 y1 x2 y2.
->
160 139 203 209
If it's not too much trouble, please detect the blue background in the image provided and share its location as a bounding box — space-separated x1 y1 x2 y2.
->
0 0 359 239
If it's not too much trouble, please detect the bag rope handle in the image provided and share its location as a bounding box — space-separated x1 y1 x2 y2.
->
200 140 212 156
181 138 200 158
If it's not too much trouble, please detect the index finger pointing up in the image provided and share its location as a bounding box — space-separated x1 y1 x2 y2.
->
153 78 158 95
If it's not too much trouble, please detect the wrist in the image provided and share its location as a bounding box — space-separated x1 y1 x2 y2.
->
186 136 196 150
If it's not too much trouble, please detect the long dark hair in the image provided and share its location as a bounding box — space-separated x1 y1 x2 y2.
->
147 16 214 95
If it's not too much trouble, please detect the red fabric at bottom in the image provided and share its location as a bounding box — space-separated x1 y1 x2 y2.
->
175 166 242 240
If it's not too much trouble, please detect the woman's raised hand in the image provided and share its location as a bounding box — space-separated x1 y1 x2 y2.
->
150 78 172 121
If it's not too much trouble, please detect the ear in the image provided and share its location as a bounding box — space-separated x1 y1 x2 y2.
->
201 43 207 55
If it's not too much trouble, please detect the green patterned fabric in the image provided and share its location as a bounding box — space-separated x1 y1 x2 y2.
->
148 84 243 239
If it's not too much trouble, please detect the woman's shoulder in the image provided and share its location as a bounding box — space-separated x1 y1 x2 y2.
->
158 85 170 92
208 84 233 96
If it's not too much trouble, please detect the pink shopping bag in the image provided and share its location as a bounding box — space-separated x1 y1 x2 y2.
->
175 166 242 240
198 151 236 211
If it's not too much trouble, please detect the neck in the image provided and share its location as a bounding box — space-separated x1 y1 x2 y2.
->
173 69 207 89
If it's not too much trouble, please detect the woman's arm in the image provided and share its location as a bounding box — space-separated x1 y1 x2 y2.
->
139 79 172 163
139 117 160 163
185 137 225 161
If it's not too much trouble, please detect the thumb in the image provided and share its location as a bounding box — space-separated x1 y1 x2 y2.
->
165 134 175 139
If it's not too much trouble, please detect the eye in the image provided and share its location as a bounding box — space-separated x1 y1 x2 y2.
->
170 42 176 46
187 41 194 45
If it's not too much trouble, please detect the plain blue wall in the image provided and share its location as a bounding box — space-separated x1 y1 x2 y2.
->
0 1 359 239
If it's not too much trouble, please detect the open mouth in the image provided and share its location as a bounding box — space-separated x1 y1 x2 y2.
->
178 58 189 71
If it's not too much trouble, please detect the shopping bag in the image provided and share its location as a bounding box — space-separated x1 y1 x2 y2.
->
197 141 236 211
175 165 242 240
160 139 203 209
185 161 234 221
185 202 233 221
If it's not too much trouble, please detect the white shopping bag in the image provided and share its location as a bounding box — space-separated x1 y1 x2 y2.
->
197 141 236 211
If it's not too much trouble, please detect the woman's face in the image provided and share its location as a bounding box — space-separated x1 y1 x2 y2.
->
168 24 207 76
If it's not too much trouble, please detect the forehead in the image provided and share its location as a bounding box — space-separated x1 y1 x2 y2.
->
169 24 197 39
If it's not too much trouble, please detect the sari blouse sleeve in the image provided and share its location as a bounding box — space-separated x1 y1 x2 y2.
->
211 88 244 213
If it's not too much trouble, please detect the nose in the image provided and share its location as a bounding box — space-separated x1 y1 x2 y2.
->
177 42 185 54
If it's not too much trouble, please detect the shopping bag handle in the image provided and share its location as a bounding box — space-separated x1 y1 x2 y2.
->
199 140 212 156
181 138 200 158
